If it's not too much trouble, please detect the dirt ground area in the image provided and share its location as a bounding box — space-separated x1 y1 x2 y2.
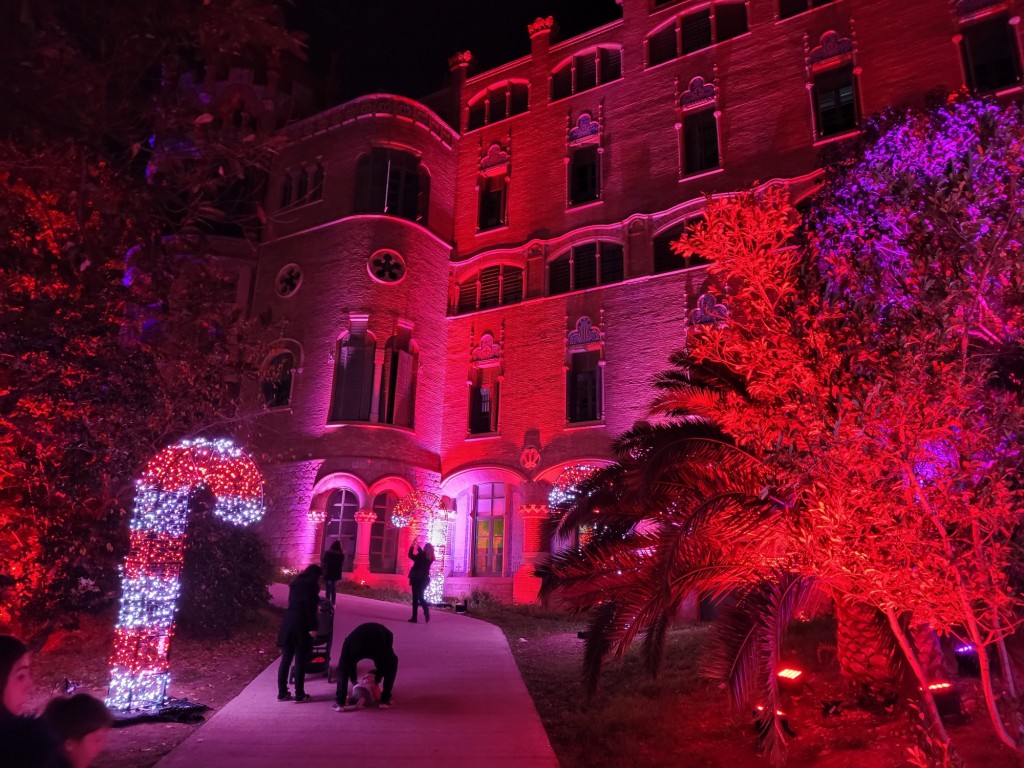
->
26 609 280 768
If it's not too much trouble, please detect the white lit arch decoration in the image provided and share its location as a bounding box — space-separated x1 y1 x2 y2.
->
391 490 454 603
548 464 601 512
106 438 264 711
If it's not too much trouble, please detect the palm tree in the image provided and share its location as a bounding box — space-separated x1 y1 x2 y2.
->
540 355 924 764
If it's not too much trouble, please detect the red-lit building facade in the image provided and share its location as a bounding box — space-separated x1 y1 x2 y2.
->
245 0 1021 601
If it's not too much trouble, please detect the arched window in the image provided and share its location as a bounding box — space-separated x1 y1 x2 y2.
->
370 492 400 573
548 242 624 295
378 328 416 428
645 3 748 67
354 148 429 224
322 488 358 572
466 81 529 131
260 350 295 409
551 46 622 100
330 320 376 422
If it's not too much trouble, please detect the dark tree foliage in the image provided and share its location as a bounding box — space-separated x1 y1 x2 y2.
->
0 0 303 637
178 494 273 638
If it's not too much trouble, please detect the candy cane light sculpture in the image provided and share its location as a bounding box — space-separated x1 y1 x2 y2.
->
106 438 264 711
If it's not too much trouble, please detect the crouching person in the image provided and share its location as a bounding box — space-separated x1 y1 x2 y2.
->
333 623 398 711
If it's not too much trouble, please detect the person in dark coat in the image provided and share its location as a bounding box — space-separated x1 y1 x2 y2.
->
276 565 322 702
321 541 345 605
0 634 69 768
333 622 398 710
407 542 435 623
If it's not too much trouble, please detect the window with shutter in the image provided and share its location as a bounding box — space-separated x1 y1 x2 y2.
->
467 100 486 131
599 47 622 83
549 256 572 296
681 10 712 54
501 267 523 306
552 67 572 101
573 244 598 290
599 243 624 285
479 265 501 309
715 3 748 41
648 24 677 67
457 280 478 314
330 328 375 422
510 83 529 116
575 51 598 92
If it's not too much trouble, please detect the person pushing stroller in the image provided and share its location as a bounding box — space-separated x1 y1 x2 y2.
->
333 622 398 711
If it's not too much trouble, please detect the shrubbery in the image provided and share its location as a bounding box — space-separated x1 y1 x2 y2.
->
178 499 273 638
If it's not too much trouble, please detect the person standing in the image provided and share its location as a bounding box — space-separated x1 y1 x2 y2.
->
321 541 345 606
333 622 398 711
276 565 321 703
407 542 435 624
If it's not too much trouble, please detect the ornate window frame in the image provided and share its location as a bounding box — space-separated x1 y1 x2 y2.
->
564 312 606 426
676 76 723 179
467 325 504 437
565 110 604 209
804 30 862 144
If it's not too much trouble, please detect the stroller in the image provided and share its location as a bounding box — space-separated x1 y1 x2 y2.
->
290 597 335 683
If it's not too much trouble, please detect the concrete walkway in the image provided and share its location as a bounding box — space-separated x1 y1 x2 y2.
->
156 587 559 768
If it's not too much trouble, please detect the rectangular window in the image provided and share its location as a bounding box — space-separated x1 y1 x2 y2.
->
569 145 600 206
681 10 712 54
683 108 720 174
478 175 507 231
473 483 505 576
331 333 375 422
813 65 858 138
961 15 1022 93
489 92 508 123
567 350 602 423
469 366 499 434
510 85 529 115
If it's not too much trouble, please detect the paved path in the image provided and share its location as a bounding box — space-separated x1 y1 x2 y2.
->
156 588 559 768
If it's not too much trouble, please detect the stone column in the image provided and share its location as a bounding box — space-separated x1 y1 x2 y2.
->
513 503 550 604
350 508 376 583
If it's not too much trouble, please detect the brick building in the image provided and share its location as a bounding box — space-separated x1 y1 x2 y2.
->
244 0 1020 602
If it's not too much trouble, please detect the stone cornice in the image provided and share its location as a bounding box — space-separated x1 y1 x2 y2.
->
284 93 457 148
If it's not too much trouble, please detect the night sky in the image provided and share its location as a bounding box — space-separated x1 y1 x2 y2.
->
294 1 623 103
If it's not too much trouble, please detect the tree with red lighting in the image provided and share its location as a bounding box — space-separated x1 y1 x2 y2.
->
546 97 1024 763
0 1 302 637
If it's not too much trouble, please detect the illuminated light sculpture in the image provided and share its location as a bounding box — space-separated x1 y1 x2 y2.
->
547 464 599 513
106 438 264 711
391 491 452 604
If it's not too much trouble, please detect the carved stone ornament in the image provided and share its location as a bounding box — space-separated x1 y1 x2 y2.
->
689 292 729 327
449 51 473 69
569 113 601 143
520 446 542 471
568 316 601 347
528 16 555 36
471 332 502 362
367 249 406 284
275 263 303 297
809 31 853 65
518 502 550 518
680 77 716 110
480 142 510 171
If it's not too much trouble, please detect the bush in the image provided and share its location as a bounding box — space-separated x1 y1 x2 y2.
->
177 498 273 638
